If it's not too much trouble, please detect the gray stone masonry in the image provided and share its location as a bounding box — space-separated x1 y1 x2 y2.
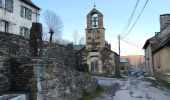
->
10 58 98 100
0 31 98 100
0 56 10 93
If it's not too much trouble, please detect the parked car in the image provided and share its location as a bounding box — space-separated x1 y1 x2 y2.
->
130 70 142 77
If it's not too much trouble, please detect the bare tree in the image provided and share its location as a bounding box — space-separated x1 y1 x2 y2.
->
79 36 85 45
72 30 79 45
43 10 63 43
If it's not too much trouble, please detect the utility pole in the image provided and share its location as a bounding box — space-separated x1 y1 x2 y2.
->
115 35 121 77
118 35 121 62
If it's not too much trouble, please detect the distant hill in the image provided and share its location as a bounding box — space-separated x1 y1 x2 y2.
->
121 55 145 69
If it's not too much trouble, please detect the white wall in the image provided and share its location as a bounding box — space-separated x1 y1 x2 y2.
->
0 0 39 35
145 45 154 76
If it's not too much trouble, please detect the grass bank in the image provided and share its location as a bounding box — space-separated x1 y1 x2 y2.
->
156 77 170 89
79 86 106 100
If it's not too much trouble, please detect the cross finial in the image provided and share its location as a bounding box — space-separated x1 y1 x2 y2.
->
94 3 96 8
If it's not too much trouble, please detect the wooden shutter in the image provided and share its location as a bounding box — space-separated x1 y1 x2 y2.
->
6 0 13 12
28 9 32 20
20 26 24 36
0 0 2 8
9 0 13 12
20 6 24 17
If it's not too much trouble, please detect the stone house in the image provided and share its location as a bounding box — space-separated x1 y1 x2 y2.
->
120 58 129 75
0 0 40 38
143 14 170 77
143 36 156 76
75 7 119 75
152 34 170 73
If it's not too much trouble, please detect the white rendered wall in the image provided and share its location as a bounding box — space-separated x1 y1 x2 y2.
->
0 0 39 35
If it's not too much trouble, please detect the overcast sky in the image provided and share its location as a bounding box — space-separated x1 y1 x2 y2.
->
32 0 170 56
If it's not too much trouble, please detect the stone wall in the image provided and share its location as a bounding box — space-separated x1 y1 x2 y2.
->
0 32 97 100
9 58 98 100
32 59 98 100
0 56 10 93
42 42 76 69
0 32 30 93
0 32 30 57
0 32 76 68
0 32 76 93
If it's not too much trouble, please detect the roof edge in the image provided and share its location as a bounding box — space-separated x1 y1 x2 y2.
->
20 0 41 10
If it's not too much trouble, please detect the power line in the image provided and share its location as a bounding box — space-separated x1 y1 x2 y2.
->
125 38 143 45
121 38 143 47
122 0 149 39
121 0 140 36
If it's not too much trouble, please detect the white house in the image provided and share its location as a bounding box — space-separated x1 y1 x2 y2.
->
0 0 40 38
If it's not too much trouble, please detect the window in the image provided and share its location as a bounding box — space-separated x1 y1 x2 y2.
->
0 0 13 12
156 55 160 68
0 20 8 32
20 6 32 20
20 26 29 38
0 0 2 8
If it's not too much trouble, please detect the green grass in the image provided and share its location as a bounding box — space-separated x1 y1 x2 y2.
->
92 73 122 78
79 86 106 100
156 77 170 89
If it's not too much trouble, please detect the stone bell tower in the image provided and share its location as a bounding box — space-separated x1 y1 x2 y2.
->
86 6 105 50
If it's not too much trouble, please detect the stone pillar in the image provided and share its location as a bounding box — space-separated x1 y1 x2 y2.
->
29 23 42 57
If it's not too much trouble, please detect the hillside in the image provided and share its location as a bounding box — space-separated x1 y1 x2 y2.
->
121 55 145 69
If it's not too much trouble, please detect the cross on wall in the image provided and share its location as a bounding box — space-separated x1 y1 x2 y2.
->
34 10 40 23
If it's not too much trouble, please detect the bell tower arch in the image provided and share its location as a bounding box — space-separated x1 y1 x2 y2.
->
86 7 105 50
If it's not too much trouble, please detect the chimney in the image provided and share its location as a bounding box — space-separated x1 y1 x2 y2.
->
160 14 170 30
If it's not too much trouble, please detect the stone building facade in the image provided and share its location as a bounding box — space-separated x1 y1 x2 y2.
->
76 7 119 75
143 14 170 82
0 0 40 38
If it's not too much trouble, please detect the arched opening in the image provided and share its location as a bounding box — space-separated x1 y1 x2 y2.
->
92 14 98 28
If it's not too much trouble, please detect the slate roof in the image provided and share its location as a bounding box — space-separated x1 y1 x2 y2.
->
103 47 119 56
143 22 170 50
74 45 85 51
120 58 128 63
87 8 103 16
21 0 40 10
152 34 170 54
143 33 159 49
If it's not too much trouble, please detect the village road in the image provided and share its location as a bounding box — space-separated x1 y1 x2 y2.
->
94 76 170 100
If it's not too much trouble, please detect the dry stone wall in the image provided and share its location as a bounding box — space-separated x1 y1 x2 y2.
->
30 59 98 100
0 32 98 100
0 56 10 93
9 58 98 100
0 32 76 93
0 32 30 93
0 32 30 57
42 42 76 69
